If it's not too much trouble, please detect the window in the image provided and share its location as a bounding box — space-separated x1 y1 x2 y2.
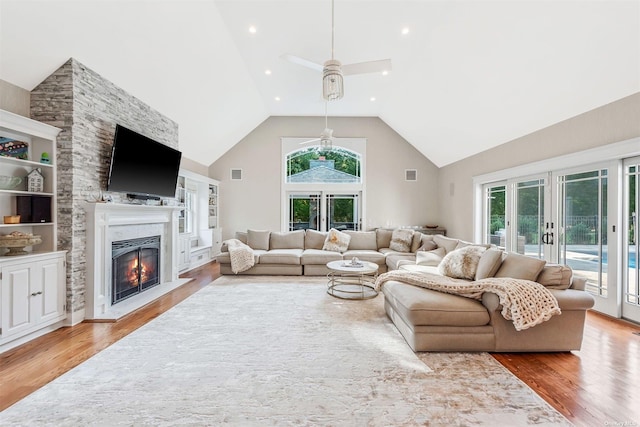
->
282 138 366 232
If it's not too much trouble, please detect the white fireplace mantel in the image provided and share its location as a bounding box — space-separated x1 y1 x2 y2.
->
84 202 188 320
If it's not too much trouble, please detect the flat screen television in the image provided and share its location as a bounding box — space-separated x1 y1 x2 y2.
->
107 124 182 199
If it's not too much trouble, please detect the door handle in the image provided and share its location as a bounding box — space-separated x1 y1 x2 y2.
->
31 291 43 296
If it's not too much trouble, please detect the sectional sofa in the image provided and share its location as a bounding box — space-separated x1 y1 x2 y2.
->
218 228 426 276
217 228 595 352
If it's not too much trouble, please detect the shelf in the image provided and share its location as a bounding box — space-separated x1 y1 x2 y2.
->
0 222 54 228
0 156 54 168
0 189 54 196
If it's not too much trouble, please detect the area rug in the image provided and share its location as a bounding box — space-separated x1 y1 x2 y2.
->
1 276 571 426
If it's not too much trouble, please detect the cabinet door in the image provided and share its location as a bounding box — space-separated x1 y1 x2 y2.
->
1 263 34 338
37 256 66 325
178 235 191 271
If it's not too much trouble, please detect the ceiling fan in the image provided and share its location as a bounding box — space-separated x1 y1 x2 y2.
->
282 0 392 101
300 102 334 150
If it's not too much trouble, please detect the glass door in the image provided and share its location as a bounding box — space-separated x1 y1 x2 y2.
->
288 192 361 232
326 193 360 231
623 157 640 323
514 177 547 259
554 166 618 316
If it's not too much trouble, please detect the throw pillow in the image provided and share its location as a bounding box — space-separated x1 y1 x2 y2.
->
389 229 414 253
474 248 504 280
438 245 487 280
376 229 393 249
416 247 446 266
418 239 437 252
322 228 351 253
410 232 423 252
247 229 270 251
536 264 573 290
494 252 546 281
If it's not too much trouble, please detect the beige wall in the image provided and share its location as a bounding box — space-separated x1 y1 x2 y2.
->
209 116 440 239
179 157 209 176
0 79 30 116
439 92 640 241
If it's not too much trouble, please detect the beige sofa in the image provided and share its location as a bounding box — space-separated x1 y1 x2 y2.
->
380 234 595 352
218 228 430 276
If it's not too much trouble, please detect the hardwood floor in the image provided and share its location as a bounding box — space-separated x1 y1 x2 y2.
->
1 262 639 426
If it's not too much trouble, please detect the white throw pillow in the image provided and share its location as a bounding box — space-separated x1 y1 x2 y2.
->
438 245 488 280
322 228 351 253
389 229 414 253
415 247 446 266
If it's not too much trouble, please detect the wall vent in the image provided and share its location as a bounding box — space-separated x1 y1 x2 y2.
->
230 168 243 180
405 169 417 181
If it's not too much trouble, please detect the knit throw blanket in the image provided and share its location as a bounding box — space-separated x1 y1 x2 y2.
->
225 239 255 274
375 270 561 331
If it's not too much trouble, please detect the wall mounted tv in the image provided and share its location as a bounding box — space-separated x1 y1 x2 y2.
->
107 124 182 199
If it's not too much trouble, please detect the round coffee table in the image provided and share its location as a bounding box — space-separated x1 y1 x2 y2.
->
326 260 379 300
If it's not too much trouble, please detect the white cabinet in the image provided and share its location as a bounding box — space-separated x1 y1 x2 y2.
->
178 234 191 272
0 110 67 353
0 251 66 347
212 228 223 257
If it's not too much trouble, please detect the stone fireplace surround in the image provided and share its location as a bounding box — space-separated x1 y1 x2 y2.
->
84 202 188 320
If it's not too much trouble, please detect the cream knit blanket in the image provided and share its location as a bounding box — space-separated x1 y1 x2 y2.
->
225 239 255 274
375 270 561 331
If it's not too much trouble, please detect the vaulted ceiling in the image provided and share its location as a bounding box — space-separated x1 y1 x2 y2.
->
1 1 638 167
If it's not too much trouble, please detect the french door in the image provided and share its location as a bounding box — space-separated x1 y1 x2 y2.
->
483 162 620 317
622 157 640 323
288 192 361 232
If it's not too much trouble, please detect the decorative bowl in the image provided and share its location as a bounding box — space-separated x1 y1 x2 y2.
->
0 233 42 256
0 175 23 190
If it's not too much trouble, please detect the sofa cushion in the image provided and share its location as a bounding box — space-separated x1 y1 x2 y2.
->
258 249 303 265
415 247 446 266
494 252 546 281
305 229 327 250
432 235 459 253
270 230 305 249
322 228 351 253
217 250 261 265
438 245 487 280
247 229 270 250
389 229 414 253
385 253 416 270
537 264 573 289
410 232 424 252
344 231 377 250
474 248 504 280
342 249 386 265
381 281 490 327
376 229 393 249
301 249 343 265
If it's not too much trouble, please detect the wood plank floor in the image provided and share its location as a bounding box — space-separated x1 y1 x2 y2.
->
1 262 639 426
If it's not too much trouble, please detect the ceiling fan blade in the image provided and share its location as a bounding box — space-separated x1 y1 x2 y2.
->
281 54 323 72
299 137 321 145
341 59 392 76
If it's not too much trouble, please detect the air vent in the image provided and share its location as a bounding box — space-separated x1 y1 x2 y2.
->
230 169 243 180
405 169 417 181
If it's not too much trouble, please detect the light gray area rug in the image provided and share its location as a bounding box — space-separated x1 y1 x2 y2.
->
1 276 571 426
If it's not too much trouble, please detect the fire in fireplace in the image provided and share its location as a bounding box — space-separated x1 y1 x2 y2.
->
111 236 161 305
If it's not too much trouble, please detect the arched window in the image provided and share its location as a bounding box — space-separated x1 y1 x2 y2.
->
282 138 366 232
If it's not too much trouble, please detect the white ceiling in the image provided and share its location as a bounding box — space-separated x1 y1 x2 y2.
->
1 0 638 167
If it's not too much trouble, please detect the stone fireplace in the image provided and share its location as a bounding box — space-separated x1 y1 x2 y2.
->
84 202 187 320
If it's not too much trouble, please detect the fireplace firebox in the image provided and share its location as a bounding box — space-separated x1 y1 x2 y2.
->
111 236 161 305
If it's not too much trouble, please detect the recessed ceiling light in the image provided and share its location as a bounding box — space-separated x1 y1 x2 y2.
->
275 96 281 101
248 26 257 34
382 70 389 76
401 27 410 35
265 69 272 75
370 97 376 102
